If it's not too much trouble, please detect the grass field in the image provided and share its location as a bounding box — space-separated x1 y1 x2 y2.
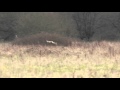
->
0 41 120 78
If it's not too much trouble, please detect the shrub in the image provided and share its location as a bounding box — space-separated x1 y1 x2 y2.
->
12 32 72 46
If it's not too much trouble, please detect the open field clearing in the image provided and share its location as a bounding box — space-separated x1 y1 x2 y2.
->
0 41 120 78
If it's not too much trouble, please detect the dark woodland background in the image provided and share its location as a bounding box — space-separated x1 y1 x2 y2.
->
0 12 120 44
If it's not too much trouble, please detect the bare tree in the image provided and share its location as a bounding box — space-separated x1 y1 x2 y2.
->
110 13 120 33
100 13 120 33
73 12 98 41
0 12 18 41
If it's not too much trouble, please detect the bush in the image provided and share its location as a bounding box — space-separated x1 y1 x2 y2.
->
12 32 72 46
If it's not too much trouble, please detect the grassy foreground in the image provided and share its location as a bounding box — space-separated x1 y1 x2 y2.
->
0 41 120 78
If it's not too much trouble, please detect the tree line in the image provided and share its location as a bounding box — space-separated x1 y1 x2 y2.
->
0 12 120 41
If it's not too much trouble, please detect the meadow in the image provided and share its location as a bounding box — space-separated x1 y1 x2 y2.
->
1 12 120 78
0 40 120 78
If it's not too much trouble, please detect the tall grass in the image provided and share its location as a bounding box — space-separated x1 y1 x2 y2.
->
0 40 120 78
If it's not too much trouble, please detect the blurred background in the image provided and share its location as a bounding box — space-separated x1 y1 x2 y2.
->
0 12 120 42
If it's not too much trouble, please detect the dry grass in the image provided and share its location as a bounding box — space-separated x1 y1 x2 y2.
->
0 40 120 78
12 32 72 46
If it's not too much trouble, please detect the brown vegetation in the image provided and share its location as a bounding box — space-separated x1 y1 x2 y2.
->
12 32 72 46
0 40 120 78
